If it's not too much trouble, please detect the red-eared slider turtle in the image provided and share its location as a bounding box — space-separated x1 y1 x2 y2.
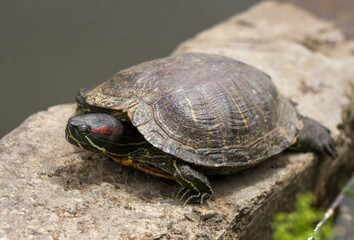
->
65 52 337 205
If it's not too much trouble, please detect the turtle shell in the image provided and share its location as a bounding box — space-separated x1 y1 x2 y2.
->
83 53 303 168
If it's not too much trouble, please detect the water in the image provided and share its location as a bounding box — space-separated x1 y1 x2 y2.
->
0 0 260 138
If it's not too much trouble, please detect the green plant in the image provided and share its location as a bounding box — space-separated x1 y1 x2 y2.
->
272 192 333 240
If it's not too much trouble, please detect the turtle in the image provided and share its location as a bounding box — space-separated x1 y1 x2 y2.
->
65 52 337 205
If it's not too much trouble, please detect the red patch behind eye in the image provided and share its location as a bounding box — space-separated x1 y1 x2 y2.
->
91 125 119 135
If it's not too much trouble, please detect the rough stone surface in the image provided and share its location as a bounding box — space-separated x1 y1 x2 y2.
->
281 0 354 39
1 1 353 240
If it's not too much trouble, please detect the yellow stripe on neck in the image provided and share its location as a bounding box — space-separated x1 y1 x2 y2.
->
85 136 107 152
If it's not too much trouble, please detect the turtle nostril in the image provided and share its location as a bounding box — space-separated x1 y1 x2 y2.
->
68 117 79 127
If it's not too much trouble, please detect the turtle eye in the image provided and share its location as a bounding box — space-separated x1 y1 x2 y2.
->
78 124 91 135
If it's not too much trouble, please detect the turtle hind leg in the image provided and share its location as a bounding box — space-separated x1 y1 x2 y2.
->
171 160 213 206
291 117 338 159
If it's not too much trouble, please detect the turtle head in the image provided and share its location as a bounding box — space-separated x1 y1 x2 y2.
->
65 113 123 153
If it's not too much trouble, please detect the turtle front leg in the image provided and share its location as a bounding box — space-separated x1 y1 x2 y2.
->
171 159 213 206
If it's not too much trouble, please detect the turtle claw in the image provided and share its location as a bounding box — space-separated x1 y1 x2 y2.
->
176 187 195 202
323 140 338 159
176 187 212 206
183 192 201 207
181 191 212 207
180 189 192 201
176 187 195 203
176 187 186 199
317 135 338 159
200 192 212 205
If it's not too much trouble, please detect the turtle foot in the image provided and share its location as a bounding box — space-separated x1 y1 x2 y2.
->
292 117 338 159
176 187 212 206
315 130 338 159
171 160 214 206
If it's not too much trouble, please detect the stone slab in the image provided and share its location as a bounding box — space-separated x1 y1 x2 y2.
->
1 1 353 239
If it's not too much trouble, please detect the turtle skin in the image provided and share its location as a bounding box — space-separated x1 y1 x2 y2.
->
68 52 337 205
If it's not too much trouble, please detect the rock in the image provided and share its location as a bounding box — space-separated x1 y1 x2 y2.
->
0 1 353 239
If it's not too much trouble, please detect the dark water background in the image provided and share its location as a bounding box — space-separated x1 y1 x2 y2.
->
0 0 260 138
